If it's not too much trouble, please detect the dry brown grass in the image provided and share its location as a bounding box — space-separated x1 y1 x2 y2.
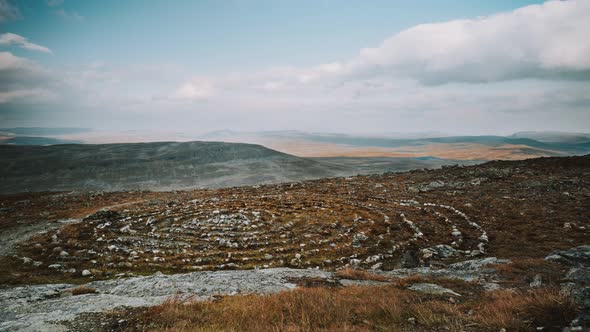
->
137 286 422 332
335 268 389 282
489 259 566 287
70 285 98 295
59 223 83 240
394 274 427 288
476 288 578 330
131 285 577 332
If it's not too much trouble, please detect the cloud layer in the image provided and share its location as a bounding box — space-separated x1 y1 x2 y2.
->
277 0 590 85
1 0 589 134
0 33 53 54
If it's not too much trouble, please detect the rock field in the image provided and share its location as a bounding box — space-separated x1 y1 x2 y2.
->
0 155 589 331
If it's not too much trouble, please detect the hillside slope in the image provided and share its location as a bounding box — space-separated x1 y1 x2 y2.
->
0 141 341 193
1 155 588 330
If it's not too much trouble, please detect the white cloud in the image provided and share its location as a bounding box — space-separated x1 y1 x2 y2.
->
0 88 54 103
0 33 53 54
0 52 54 104
301 0 590 84
173 78 215 101
3 1 590 134
0 51 44 73
0 0 19 22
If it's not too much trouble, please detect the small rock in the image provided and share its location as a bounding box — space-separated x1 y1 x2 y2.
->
82 269 92 277
479 233 489 242
530 274 542 288
351 233 368 248
422 245 457 259
350 259 361 268
371 262 383 270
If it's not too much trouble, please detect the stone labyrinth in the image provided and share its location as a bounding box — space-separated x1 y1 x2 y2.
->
22 181 489 276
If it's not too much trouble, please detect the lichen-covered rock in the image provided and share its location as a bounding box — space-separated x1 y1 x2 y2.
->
546 245 590 267
0 268 331 331
448 257 510 271
422 245 458 259
565 267 590 284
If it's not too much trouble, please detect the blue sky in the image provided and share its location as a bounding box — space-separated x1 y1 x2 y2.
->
6 0 543 70
0 0 588 135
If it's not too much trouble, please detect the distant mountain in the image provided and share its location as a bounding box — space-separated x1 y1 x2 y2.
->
0 127 88 146
264 132 589 152
0 136 82 145
0 127 90 136
510 131 590 144
4 127 589 161
197 131 590 160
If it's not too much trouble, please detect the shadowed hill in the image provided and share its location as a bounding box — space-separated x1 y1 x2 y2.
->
0 141 343 193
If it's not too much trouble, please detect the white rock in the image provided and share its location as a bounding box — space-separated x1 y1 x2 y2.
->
349 259 361 267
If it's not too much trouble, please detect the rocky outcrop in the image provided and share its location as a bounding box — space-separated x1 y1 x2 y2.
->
546 245 590 267
0 268 331 331
546 245 590 329
0 257 514 331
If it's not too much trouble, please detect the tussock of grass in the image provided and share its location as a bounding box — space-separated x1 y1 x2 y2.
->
133 285 577 331
477 288 578 330
394 274 426 288
335 268 389 282
489 258 565 287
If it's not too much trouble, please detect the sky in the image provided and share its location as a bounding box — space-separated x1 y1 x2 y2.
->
0 0 589 136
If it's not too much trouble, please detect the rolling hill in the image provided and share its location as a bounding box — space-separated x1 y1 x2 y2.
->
0 141 341 193
0 141 478 194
